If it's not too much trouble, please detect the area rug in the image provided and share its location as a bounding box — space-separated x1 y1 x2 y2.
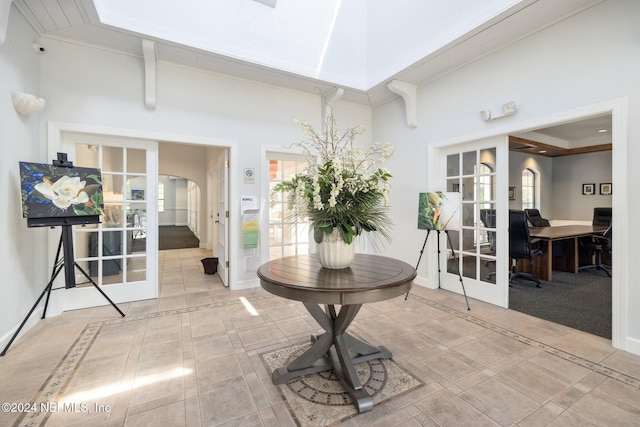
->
260 341 424 426
159 225 200 250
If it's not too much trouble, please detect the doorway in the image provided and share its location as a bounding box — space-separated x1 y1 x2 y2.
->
154 175 201 250
46 123 236 315
429 99 626 349
507 115 613 339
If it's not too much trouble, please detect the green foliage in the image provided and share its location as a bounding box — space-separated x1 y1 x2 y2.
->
271 110 394 245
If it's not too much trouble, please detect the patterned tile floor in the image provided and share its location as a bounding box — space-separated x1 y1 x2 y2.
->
0 248 639 426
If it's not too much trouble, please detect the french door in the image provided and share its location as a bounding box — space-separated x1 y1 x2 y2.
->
57 133 158 310
217 150 229 286
437 136 509 307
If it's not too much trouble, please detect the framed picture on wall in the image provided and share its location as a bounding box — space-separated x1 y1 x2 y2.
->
600 183 612 195
508 187 516 200
582 183 596 195
131 189 145 200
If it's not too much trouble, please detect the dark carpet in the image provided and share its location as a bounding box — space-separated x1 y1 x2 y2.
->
509 270 612 339
129 226 199 251
159 226 200 250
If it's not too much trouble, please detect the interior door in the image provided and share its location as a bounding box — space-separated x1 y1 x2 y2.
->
438 136 509 307
58 134 158 310
217 150 229 286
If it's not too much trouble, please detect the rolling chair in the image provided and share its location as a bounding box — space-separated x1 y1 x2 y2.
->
579 225 612 277
509 209 543 287
480 209 496 255
592 207 612 227
480 209 496 280
525 209 550 227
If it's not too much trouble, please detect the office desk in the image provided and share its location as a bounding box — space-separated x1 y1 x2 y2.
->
520 225 608 281
257 254 415 413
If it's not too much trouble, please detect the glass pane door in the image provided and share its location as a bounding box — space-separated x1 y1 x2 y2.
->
438 137 508 307
59 135 158 310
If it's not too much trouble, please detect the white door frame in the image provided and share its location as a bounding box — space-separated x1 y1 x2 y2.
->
427 98 628 351
46 122 239 316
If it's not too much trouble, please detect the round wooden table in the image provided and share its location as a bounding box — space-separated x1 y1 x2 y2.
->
257 254 416 413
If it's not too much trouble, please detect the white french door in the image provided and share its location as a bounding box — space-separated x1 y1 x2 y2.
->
437 136 509 307
217 150 229 286
57 134 158 310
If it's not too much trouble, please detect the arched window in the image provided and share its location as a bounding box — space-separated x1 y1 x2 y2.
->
521 168 537 209
477 163 493 202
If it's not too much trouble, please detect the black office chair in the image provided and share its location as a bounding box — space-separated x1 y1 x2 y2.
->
525 209 550 227
480 209 496 280
509 209 543 287
592 207 612 227
480 209 496 255
579 225 612 277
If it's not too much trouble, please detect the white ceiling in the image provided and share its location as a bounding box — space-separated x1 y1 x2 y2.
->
10 0 607 143
13 0 602 106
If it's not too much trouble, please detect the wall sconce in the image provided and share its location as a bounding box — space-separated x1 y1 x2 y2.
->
480 101 516 121
12 91 46 116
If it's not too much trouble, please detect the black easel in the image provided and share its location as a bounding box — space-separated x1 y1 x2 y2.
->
1 225 125 356
2 154 125 356
405 229 470 310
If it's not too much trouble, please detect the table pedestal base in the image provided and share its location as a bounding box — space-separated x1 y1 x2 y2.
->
271 303 392 413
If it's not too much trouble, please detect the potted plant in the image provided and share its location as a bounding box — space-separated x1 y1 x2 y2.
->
272 109 394 268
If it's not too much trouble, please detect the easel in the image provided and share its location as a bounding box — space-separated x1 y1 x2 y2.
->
2 155 125 356
405 229 470 310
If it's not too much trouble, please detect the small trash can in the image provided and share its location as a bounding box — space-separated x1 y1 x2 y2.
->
201 257 219 275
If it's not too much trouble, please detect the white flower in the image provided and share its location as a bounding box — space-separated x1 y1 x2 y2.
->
35 175 89 209
312 176 324 210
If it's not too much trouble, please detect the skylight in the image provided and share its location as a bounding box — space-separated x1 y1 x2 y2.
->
92 0 530 90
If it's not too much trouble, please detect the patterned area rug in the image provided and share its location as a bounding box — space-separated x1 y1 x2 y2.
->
260 341 424 426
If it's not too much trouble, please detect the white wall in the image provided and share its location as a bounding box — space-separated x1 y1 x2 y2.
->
508 150 612 221
0 6 369 345
372 0 639 352
0 8 48 348
35 35 369 288
551 151 613 221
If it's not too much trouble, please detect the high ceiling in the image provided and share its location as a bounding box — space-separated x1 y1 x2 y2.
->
12 0 602 107
7 0 610 149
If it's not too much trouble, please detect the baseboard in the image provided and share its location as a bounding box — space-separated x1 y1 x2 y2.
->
413 275 438 289
625 336 640 356
233 278 260 291
0 307 44 355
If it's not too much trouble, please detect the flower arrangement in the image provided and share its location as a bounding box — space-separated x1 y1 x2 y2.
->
272 110 394 245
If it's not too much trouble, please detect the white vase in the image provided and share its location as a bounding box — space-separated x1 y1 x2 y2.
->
316 229 355 269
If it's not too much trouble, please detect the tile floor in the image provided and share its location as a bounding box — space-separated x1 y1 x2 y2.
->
1 248 639 426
